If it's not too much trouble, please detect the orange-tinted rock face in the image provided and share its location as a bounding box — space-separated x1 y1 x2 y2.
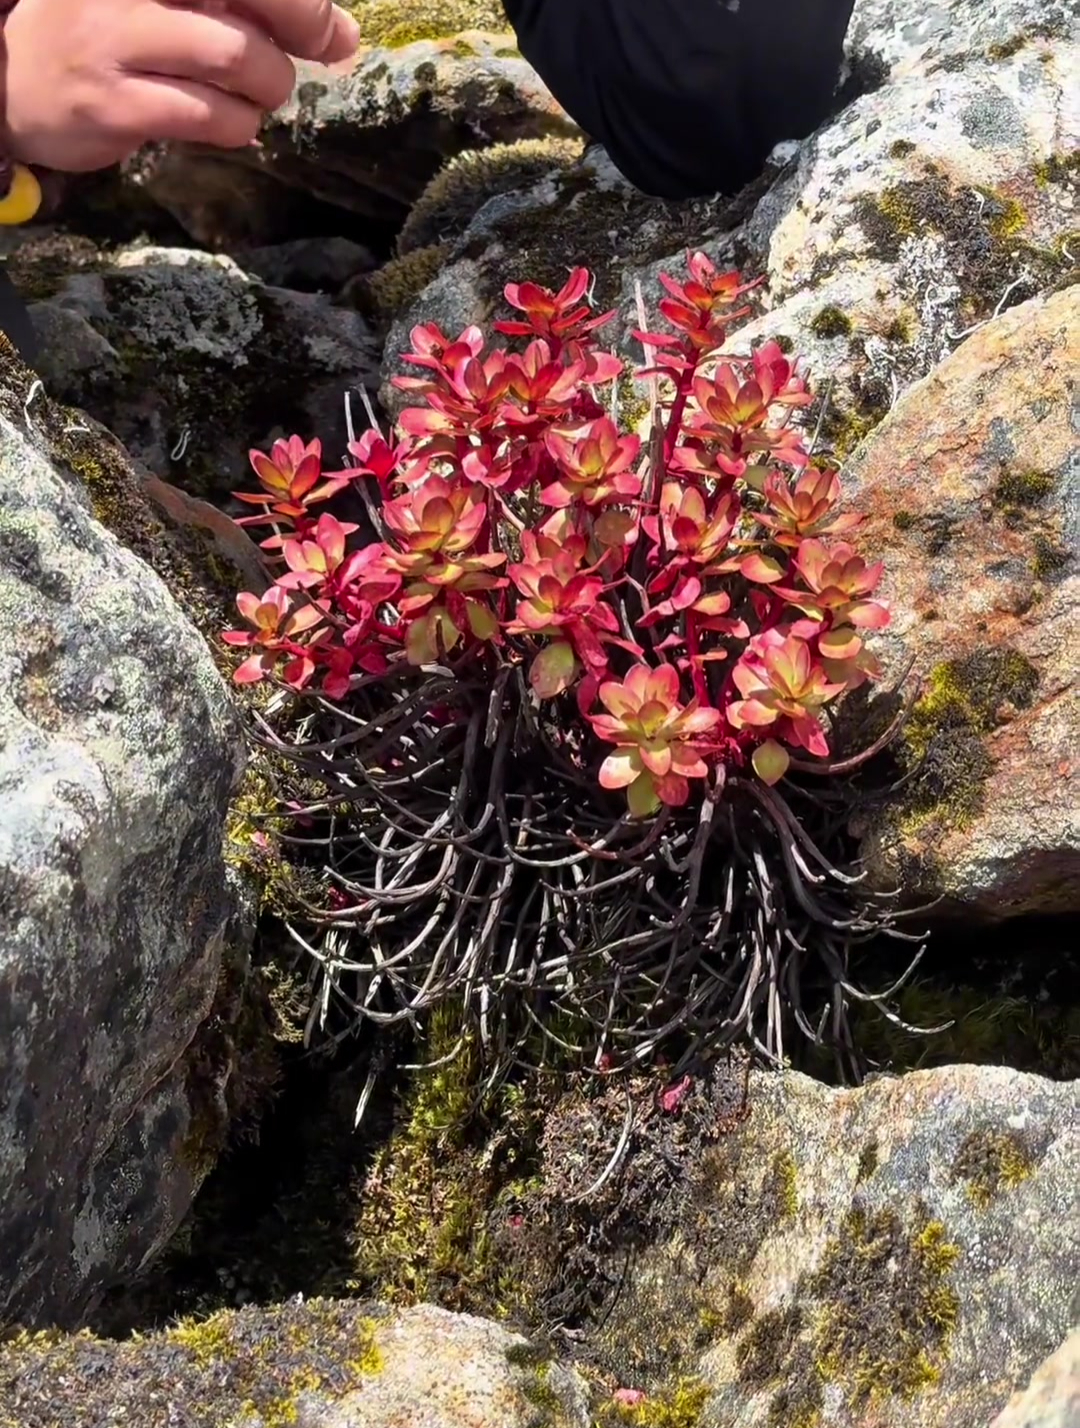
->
843 285 1078 917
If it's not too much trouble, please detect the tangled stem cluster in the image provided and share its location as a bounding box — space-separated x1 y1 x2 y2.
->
225 255 926 1076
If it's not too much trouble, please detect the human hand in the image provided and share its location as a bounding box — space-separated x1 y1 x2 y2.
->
0 0 362 173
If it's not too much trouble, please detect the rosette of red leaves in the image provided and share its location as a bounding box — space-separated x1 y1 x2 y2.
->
226 255 924 1079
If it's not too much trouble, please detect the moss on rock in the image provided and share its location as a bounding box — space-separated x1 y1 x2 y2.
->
459 169 704 315
595 1378 710 1428
992 468 1057 510
896 648 1040 832
855 173 1075 323
5 231 107 302
349 242 452 324
951 1128 1038 1209
0 1300 384 1428
398 137 585 255
809 304 853 339
811 1205 960 1404
348 0 511 46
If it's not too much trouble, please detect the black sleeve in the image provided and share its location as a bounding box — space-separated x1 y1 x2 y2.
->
502 0 857 200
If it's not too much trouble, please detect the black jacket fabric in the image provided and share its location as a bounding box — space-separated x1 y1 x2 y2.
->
502 0 857 199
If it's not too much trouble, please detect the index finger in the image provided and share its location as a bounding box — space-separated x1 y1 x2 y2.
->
232 0 360 63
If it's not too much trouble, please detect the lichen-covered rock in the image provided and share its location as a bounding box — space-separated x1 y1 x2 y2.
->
508 1063 1078 1428
0 345 248 1328
29 245 378 501
714 44 1078 454
989 1329 1080 1428
0 1300 591 1428
847 0 1078 83
131 30 577 247
840 285 1079 917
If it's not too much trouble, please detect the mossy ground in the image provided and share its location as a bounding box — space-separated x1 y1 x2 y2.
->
350 1004 551 1313
844 970 1080 1081
0 1300 384 1428
347 0 511 47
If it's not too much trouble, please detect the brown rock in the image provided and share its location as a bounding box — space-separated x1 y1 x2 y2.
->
842 285 1079 917
989 1329 1080 1428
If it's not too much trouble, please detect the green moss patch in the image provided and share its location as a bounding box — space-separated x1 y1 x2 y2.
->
951 1128 1038 1209
897 648 1040 831
348 242 451 325
1034 151 1080 188
720 1201 960 1424
811 1205 960 1403
597 1378 710 1428
809 305 853 339
349 0 512 46
992 468 1057 509
843 972 1080 1080
352 1004 548 1313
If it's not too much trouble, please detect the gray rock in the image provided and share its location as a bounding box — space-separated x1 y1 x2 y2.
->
847 0 1078 82
511 1063 1079 1428
235 237 378 292
0 386 244 1327
989 1329 1080 1428
29 246 379 499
